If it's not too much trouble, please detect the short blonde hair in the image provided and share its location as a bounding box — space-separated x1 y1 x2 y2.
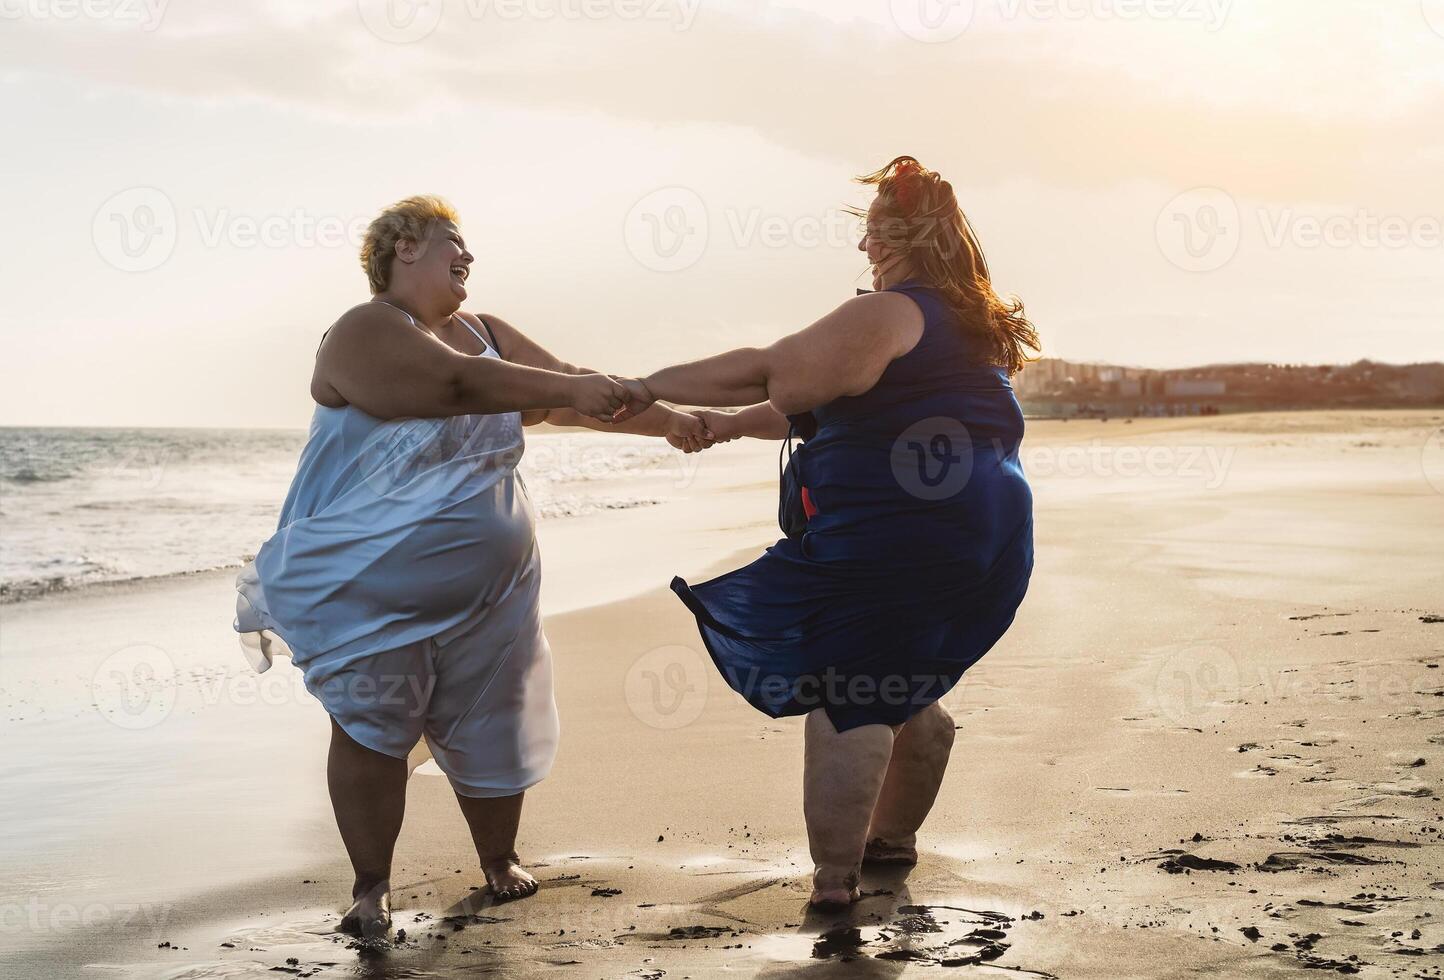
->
359 195 460 294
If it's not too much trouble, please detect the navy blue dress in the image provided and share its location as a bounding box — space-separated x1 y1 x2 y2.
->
671 281 1034 731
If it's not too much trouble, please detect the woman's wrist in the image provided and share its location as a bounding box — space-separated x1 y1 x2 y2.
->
638 373 665 406
557 372 587 411
694 408 735 441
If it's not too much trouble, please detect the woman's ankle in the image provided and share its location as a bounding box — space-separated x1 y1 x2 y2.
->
351 875 391 900
812 863 861 892
867 831 917 849
477 850 522 867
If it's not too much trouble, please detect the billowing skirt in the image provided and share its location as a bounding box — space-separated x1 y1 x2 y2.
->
673 445 1033 732
236 409 558 793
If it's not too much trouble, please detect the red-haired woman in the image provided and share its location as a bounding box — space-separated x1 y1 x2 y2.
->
626 157 1039 909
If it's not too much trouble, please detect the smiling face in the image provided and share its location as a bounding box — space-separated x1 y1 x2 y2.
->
394 219 474 308
857 198 912 291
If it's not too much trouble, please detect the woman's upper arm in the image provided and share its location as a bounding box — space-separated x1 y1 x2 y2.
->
317 305 471 419
764 292 924 415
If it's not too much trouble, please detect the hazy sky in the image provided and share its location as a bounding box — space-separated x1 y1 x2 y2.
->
3 0 1442 427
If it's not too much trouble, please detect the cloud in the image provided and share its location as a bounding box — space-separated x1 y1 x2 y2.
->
2 0 1440 211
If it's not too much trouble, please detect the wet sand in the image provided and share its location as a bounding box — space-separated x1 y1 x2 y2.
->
2 410 1442 979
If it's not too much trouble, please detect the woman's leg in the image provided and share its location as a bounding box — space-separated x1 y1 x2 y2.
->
803 709 895 908
328 718 409 938
865 700 957 864
454 790 539 901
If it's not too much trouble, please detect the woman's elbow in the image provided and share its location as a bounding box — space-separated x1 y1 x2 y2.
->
766 384 813 418
760 350 818 416
437 370 473 414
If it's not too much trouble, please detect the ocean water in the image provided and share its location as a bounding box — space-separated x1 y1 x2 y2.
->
0 426 686 602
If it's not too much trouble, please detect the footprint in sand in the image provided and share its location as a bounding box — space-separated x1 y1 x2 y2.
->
1336 778 1435 809
1302 834 1420 852
1284 814 1404 826
1146 849 1243 874
216 918 339 947
1255 753 1334 778
1255 851 1393 872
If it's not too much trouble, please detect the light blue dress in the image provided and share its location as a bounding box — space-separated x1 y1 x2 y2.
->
235 312 558 796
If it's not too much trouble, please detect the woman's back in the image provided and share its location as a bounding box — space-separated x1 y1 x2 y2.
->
794 280 1031 571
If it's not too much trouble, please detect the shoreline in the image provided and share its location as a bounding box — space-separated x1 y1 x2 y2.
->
4 407 1438 610
3 410 1443 978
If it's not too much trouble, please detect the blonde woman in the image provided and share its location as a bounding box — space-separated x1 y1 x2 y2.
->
629 157 1038 909
236 196 710 938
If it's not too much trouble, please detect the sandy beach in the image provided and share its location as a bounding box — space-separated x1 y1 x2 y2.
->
2 410 1442 979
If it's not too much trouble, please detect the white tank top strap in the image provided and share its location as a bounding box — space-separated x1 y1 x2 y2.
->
373 301 494 355
373 299 416 327
456 316 489 350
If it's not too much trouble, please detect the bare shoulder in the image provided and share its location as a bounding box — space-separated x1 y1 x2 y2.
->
317 301 428 359
311 302 420 405
322 301 415 349
806 290 924 358
841 290 925 329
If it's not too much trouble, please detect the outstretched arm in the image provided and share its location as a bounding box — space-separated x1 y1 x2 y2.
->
639 291 923 416
696 403 791 441
314 304 629 421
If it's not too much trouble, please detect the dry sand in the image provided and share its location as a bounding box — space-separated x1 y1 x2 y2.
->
2 410 1442 979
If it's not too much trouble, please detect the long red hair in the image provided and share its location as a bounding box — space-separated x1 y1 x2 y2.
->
855 156 1040 375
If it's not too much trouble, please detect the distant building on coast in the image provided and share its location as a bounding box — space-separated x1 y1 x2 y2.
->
1014 357 1444 418
1164 379 1227 399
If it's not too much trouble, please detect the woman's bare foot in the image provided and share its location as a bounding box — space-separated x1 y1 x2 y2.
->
863 836 919 866
482 856 539 902
338 878 392 940
808 866 861 911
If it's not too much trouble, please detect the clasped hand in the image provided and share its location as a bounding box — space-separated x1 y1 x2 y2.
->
595 376 737 455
